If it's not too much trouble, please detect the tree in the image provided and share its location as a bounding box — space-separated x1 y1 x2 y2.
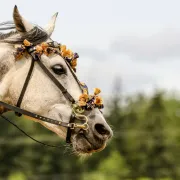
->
138 92 178 179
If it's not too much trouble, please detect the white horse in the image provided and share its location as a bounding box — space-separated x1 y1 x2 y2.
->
0 6 113 155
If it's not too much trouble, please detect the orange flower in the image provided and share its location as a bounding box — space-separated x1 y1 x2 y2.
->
79 94 89 102
94 88 101 95
95 96 103 105
65 50 73 58
60 45 73 59
78 100 87 107
23 39 32 47
78 94 89 106
41 42 48 50
35 45 43 53
71 59 77 67
60 45 66 52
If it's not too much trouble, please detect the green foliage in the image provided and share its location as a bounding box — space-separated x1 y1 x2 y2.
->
8 172 26 180
0 89 179 179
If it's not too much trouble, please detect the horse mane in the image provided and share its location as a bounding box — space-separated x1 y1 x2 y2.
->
0 21 49 45
0 21 49 81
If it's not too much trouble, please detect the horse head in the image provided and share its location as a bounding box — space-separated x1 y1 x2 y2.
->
0 6 113 155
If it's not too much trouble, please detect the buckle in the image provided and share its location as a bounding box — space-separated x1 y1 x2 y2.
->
70 123 75 129
70 123 89 130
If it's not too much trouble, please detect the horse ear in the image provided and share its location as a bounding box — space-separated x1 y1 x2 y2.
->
13 5 34 33
44 12 58 37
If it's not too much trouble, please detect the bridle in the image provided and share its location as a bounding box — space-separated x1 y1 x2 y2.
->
0 41 90 145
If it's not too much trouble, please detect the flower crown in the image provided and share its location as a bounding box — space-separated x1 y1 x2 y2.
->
15 39 79 72
14 39 104 111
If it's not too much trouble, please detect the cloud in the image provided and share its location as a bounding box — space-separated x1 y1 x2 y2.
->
110 28 180 60
76 52 157 95
73 28 180 96
75 47 109 61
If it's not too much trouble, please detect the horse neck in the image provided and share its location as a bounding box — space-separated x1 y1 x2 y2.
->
0 44 16 101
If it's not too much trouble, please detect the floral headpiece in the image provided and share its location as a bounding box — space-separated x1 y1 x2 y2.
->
14 39 79 72
14 39 104 112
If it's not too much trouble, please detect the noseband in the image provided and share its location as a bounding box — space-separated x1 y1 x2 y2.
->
0 40 103 145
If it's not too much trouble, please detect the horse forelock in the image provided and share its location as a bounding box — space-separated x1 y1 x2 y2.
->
0 21 49 45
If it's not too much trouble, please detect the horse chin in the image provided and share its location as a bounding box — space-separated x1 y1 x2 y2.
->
71 133 106 155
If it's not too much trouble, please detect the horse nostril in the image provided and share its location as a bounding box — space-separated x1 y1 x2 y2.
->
95 123 110 136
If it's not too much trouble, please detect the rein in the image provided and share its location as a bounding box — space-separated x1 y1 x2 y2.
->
0 114 64 148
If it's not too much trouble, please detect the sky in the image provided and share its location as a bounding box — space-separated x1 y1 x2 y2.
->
0 0 180 97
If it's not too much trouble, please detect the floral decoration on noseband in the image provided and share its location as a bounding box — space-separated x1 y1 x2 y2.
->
14 39 104 112
72 86 104 114
14 39 79 72
78 83 104 110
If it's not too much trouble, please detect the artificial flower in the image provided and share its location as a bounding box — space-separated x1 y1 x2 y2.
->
78 94 89 107
79 94 89 102
78 100 87 107
14 47 26 60
41 42 48 50
94 88 101 95
71 59 77 67
60 45 66 52
15 41 79 72
71 59 77 71
60 45 73 59
23 39 32 47
94 96 103 106
35 45 43 54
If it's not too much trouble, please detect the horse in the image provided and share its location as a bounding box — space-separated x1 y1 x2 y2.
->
0 5 113 155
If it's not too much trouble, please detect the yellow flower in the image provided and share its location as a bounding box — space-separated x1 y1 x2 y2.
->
23 39 31 46
78 100 87 107
78 94 89 106
41 42 48 50
95 96 103 105
35 45 43 53
79 94 89 102
60 45 73 59
94 88 101 95
71 59 77 67
60 45 67 52
83 89 88 95
65 50 73 58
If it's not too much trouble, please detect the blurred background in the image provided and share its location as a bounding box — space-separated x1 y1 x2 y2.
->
0 0 180 179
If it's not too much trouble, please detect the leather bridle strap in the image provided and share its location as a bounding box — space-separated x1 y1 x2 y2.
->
0 114 63 148
36 59 75 103
66 114 76 143
15 58 35 116
0 101 75 129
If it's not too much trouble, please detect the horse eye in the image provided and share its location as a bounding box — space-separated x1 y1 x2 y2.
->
52 64 65 75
